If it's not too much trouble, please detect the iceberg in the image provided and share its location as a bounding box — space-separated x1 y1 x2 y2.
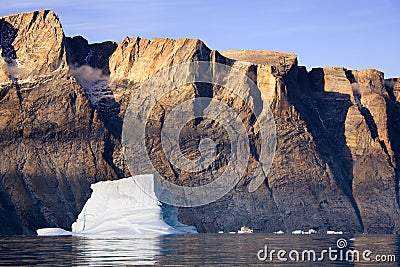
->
273 230 284 234
37 174 197 236
291 229 317 235
326 230 343 235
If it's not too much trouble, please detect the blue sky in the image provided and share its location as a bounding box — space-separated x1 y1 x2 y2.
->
1 0 399 77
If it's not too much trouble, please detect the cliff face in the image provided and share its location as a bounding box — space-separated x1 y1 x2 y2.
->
0 11 119 234
291 67 400 233
0 10 399 235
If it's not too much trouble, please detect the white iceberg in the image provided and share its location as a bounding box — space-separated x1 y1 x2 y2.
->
237 226 253 233
327 230 343 235
303 229 317 234
37 174 197 236
291 230 303 235
291 229 317 235
36 228 73 236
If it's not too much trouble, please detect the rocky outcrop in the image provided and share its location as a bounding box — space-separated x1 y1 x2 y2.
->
0 10 399 235
0 10 66 84
0 10 118 234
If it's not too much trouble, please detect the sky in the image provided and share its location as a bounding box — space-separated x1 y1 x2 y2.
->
1 0 399 77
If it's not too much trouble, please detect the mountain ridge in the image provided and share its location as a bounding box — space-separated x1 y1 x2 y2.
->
0 10 399 235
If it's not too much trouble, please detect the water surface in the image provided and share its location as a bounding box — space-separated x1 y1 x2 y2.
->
0 234 399 266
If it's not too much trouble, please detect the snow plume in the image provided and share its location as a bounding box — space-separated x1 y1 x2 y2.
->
350 82 363 108
350 82 360 94
384 79 397 90
69 65 112 107
69 64 109 88
8 65 29 78
384 79 399 102
349 81 372 95
0 58 28 79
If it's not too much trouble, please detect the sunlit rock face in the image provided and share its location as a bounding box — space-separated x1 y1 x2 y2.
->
0 10 118 235
0 10 66 84
0 10 399 235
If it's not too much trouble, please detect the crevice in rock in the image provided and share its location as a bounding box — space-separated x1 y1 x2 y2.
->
103 133 124 177
12 77 22 104
193 82 213 125
347 71 396 167
69 92 77 115
88 109 94 134
26 11 39 32
352 90 379 139
350 81 394 168
42 10 51 22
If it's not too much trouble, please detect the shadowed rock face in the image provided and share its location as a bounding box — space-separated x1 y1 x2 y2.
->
0 10 399 235
292 68 400 233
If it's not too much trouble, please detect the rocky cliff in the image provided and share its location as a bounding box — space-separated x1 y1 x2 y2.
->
0 10 118 234
0 10 399 235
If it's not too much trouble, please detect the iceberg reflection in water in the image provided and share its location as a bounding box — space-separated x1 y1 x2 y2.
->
37 174 197 236
76 235 160 266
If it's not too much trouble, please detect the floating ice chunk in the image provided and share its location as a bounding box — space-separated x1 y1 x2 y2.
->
327 230 343 235
37 175 197 236
303 229 317 234
237 226 253 234
36 228 72 236
291 229 317 235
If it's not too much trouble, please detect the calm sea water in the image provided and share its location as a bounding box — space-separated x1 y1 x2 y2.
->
0 234 399 266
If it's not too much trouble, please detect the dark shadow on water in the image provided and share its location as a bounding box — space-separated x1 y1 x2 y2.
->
0 236 79 266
